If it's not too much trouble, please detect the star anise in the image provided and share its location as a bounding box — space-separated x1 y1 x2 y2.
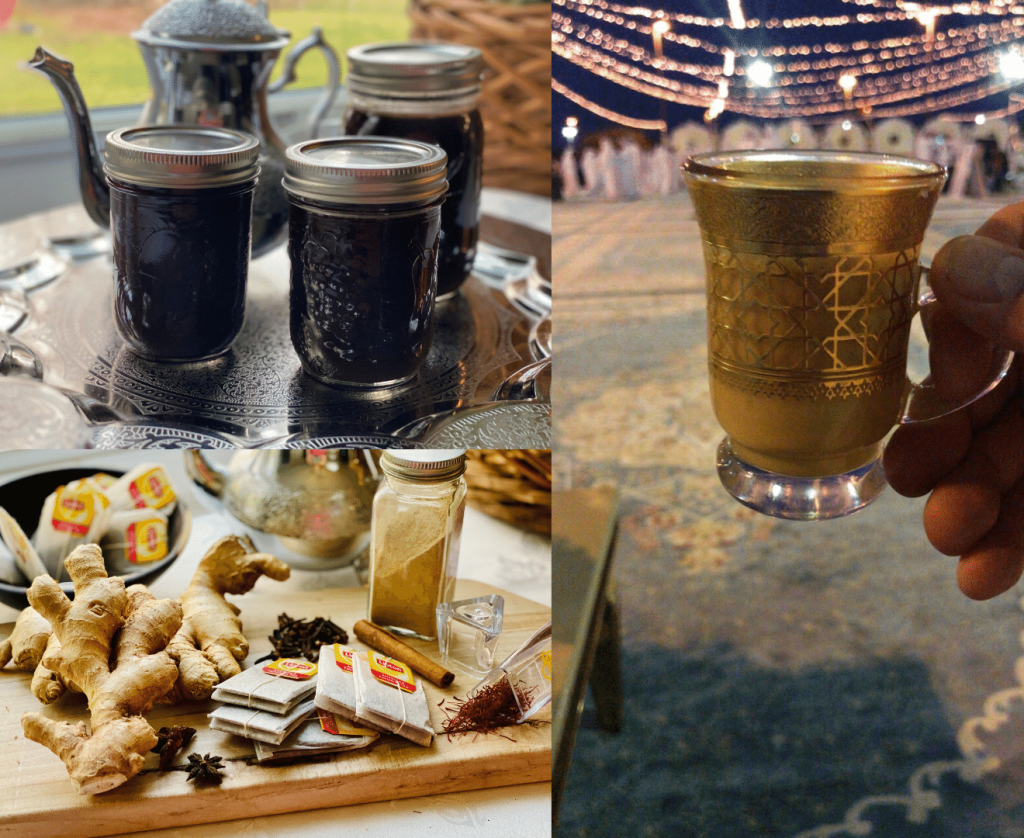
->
185 752 225 784
151 726 197 771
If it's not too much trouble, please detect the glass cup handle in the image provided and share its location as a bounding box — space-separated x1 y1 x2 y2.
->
900 264 1014 424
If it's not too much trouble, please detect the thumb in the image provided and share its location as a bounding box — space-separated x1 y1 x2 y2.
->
930 234 1024 353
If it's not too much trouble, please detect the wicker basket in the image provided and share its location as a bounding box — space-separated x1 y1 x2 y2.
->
465 449 551 536
408 0 552 197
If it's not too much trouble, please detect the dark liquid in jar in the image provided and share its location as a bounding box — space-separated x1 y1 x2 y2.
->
344 109 482 298
288 197 441 386
110 178 253 361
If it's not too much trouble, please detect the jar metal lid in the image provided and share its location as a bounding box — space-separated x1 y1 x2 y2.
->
104 125 260 189
283 137 448 206
381 449 467 482
133 0 290 51
346 41 484 98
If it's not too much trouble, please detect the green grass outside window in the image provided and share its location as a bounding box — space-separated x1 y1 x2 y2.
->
0 0 408 116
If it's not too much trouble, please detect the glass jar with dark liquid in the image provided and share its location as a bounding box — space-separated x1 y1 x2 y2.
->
344 42 483 299
283 137 448 388
104 126 259 361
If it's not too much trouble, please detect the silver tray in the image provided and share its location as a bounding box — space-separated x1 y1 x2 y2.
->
2 242 550 449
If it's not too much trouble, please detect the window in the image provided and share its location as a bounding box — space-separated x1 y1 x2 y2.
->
0 0 407 220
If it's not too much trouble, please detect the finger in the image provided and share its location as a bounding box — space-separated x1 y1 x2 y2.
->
964 355 1021 431
975 200 1024 249
923 394 1024 556
923 457 1001 556
883 410 971 497
926 302 997 404
930 235 1024 352
956 477 1024 600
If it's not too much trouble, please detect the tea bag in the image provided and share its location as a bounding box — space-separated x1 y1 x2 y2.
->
253 709 379 762
208 698 315 745
0 539 25 585
32 483 112 581
101 509 170 576
70 473 117 494
353 650 434 747
105 463 177 516
314 644 387 733
213 662 317 714
0 507 48 583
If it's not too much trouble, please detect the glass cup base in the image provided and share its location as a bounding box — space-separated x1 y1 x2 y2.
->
716 437 888 520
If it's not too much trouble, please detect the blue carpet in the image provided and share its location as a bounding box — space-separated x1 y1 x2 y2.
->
558 645 1020 837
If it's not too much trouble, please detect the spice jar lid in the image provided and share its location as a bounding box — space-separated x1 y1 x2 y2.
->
133 0 290 51
104 125 260 189
283 137 448 206
346 41 484 98
382 449 467 482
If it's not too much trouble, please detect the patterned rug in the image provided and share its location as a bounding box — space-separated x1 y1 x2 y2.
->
554 193 1024 837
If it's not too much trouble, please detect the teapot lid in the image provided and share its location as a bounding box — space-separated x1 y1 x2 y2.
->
133 0 290 51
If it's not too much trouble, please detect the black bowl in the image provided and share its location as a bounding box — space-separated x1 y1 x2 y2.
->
0 467 191 611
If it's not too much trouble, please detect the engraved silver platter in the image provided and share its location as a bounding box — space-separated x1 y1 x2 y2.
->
2 240 549 449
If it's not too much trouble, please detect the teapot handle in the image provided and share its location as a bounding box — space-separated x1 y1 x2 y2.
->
268 26 341 140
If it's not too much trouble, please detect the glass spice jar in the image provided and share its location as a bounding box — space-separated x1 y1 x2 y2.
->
104 125 260 361
283 137 448 388
344 42 484 300
367 449 467 640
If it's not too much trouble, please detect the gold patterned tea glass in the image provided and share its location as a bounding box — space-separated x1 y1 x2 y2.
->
683 150 1012 520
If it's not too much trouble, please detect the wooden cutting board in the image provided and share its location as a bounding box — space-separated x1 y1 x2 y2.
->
0 580 551 838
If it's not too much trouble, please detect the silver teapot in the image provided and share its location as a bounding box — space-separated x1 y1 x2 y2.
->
30 0 340 257
185 449 379 564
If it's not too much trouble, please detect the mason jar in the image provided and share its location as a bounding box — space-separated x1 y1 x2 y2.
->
283 137 448 388
367 449 468 640
104 125 260 361
344 42 484 300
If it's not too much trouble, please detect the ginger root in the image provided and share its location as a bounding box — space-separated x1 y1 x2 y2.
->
21 544 182 794
0 606 51 670
0 606 71 704
163 535 289 702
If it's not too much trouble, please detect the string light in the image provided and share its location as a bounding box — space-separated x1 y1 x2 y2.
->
747 60 775 86
556 28 1005 111
554 8 1024 81
554 0 1024 123
552 78 668 130
727 0 747 28
1000 48 1024 78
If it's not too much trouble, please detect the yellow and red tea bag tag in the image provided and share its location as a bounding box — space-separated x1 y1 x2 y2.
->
52 485 107 536
129 467 175 511
367 650 417 694
316 707 377 737
125 517 169 564
334 644 355 673
540 650 552 682
262 658 318 680
317 706 343 735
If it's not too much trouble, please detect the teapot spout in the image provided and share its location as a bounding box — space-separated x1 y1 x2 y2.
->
28 47 110 230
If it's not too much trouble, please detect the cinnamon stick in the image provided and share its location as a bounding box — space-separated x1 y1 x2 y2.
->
352 620 455 688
